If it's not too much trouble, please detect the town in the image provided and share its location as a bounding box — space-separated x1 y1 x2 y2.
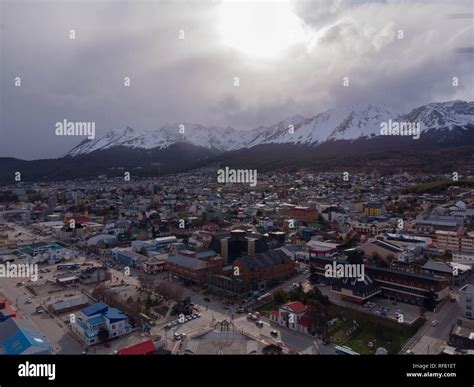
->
0 169 473 356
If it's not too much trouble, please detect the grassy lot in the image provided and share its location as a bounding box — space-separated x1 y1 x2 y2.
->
328 305 425 354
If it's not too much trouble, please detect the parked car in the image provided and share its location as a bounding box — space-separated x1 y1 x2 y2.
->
174 332 187 341
270 330 278 337
431 320 439 327
25 299 33 304
204 298 211 302
255 320 264 328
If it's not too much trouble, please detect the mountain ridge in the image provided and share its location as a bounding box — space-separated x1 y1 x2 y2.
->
65 100 474 157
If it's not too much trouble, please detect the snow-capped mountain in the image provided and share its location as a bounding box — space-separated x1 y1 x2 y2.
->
399 100 474 131
66 101 474 157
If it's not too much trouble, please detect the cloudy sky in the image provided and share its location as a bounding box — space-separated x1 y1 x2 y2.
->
1 0 473 159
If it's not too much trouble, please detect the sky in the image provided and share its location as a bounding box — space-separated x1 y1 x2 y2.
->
1 0 473 160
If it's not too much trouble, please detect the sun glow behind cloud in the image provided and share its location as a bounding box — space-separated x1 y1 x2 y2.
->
217 0 309 60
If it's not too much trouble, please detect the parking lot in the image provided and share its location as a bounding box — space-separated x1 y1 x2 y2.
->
315 283 421 325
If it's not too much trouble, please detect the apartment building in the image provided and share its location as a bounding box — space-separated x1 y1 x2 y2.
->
435 230 474 255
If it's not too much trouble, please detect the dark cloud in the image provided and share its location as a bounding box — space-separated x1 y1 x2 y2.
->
1 0 473 159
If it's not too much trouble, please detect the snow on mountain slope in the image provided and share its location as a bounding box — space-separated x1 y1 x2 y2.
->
66 100 474 157
399 100 474 132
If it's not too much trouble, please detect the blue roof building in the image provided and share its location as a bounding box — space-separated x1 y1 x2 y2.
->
0 318 52 355
71 302 132 346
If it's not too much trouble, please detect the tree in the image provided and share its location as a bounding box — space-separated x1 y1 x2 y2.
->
273 289 287 305
98 327 110 342
145 294 153 313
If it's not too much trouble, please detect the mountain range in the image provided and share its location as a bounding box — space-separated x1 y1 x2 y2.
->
1 100 473 185
66 100 473 156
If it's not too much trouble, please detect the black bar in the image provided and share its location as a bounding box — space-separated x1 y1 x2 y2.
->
0 355 472 386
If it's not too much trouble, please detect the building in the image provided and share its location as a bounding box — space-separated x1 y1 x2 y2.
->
435 230 474 255
270 301 311 334
287 206 318 223
0 318 52 354
209 230 269 264
448 319 474 350
165 255 223 284
422 260 470 286
351 221 392 236
0 298 18 321
48 295 90 314
363 202 386 216
459 284 474 320
116 339 159 355
154 236 178 250
79 266 110 285
364 265 449 309
415 215 463 234
18 241 63 257
205 273 252 296
56 274 79 286
71 302 132 346
113 248 147 268
142 255 167 274
321 206 348 223
233 250 296 290
360 239 405 262
310 255 449 310
306 240 339 258
331 274 381 304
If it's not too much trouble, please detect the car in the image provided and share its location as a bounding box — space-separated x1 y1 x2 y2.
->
204 297 211 302
431 320 439 327
196 313 201 318
25 299 33 304
164 323 172 330
174 332 187 341
255 320 264 328
270 330 278 337
236 307 245 313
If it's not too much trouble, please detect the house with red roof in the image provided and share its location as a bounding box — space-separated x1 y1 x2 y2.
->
116 339 157 355
270 301 311 335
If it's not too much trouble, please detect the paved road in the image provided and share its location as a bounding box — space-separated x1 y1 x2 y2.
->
0 277 83 354
408 300 460 354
